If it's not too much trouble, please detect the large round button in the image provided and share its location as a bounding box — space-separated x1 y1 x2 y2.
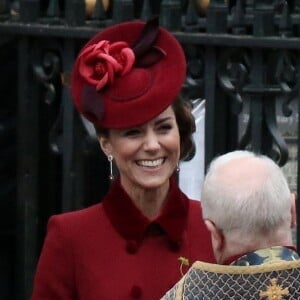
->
168 239 181 252
126 240 139 254
130 285 142 299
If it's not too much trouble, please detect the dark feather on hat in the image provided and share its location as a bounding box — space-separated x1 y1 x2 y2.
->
132 17 166 68
81 85 104 123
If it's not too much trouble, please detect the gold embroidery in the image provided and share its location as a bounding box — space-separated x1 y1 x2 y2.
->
259 278 289 300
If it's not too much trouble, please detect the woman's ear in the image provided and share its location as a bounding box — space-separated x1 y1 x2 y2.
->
98 135 112 156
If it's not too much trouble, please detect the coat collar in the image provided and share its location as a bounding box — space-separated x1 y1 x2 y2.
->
102 176 189 245
226 246 299 266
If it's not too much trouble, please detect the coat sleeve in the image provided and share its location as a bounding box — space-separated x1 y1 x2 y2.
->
31 216 76 300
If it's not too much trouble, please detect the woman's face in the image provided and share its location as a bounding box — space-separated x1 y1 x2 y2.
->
99 106 180 191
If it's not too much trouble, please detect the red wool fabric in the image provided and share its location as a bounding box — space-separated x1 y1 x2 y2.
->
31 179 215 300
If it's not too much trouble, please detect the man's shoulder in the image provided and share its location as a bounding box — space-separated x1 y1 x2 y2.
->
162 260 300 299
189 260 300 299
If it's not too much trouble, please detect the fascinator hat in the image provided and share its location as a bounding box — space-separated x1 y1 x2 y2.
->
71 18 186 129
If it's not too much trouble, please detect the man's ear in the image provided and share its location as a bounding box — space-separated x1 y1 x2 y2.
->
98 136 112 157
204 219 224 252
290 193 297 229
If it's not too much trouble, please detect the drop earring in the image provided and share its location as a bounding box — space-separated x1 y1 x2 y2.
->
108 154 114 180
176 162 180 173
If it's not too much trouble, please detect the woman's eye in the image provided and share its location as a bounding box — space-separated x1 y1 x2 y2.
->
159 124 172 131
124 129 140 136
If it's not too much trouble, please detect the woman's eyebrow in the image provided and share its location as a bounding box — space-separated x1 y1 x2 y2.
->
155 116 173 125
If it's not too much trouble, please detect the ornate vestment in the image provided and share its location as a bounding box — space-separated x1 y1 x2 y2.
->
162 246 300 300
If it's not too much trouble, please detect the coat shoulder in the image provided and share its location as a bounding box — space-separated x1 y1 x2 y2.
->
47 203 106 235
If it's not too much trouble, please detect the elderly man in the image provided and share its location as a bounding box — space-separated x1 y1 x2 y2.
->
162 150 300 299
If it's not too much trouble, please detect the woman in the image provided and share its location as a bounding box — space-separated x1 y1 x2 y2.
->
31 18 215 300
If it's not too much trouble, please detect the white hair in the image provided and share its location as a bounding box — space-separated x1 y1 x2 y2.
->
201 150 291 241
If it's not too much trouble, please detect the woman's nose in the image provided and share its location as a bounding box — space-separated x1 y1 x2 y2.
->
143 131 160 151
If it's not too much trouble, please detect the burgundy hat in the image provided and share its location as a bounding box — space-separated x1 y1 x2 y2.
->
71 18 186 129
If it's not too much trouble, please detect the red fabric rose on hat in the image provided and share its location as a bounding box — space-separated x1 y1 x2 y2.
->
78 40 135 91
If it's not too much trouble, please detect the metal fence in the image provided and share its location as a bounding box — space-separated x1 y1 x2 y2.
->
0 0 300 299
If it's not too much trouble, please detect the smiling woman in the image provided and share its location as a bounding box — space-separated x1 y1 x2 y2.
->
31 18 215 300
99 106 180 212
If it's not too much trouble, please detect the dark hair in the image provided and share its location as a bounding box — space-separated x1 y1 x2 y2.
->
172 96 196 160
94 95 196 160
94 123 109 137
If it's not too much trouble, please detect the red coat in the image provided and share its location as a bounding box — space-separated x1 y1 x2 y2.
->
31 178 215 300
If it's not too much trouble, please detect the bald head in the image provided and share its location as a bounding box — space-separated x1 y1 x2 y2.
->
200 151 295 263
201 151 292 237
216 156 272 193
